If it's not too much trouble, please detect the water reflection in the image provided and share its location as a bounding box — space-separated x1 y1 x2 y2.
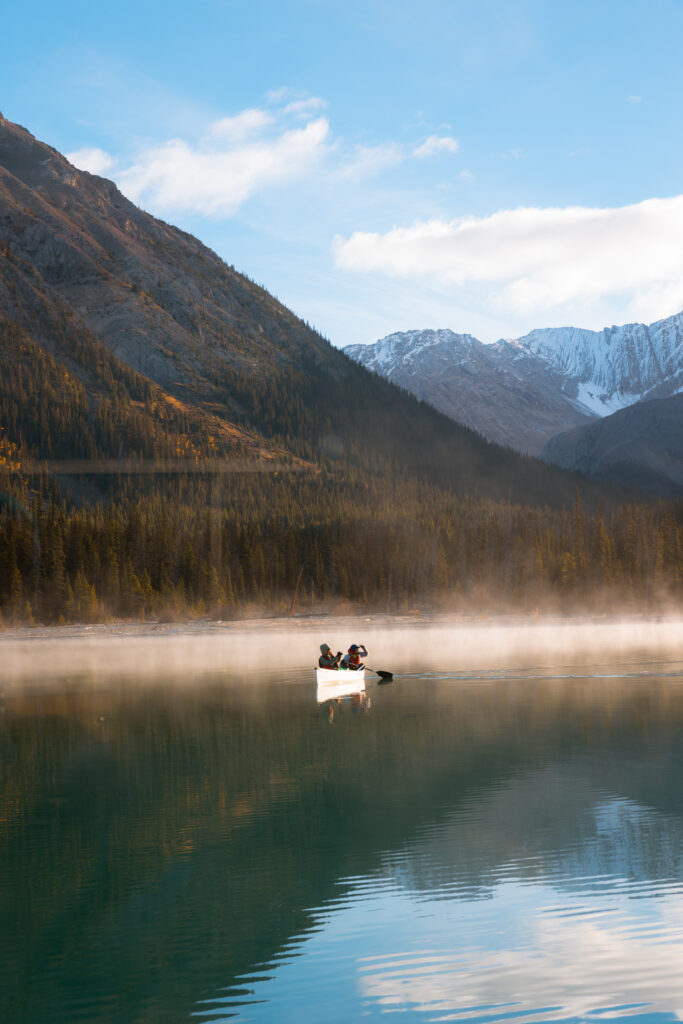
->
320 692 371 722
351 785 683 1023
3 666 683 1022
316 669 371 724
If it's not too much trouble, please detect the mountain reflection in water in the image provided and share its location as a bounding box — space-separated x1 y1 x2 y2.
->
3 663 683 1023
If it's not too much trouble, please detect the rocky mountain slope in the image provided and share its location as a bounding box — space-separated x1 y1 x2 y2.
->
345 318 683 456
0 112 613 508
542 392 683 497
0 112 335 412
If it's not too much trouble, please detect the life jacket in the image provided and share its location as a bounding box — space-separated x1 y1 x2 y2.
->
347 648 362 667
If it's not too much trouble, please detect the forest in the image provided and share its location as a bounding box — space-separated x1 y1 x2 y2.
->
1 450 682 624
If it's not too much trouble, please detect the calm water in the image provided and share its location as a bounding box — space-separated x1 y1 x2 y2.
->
4 656 683 1023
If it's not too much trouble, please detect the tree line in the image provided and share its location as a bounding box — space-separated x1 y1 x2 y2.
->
1 464 681 625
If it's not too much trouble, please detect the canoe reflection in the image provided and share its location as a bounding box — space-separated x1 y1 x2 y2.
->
319 690 371 722
316 673 366 704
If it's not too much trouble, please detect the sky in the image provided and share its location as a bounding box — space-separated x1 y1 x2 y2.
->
3 0 683 347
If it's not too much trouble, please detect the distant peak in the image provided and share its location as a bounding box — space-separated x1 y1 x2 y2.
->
377 328 482 348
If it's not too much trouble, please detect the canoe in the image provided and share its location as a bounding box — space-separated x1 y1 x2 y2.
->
315 667 365 685
315 667 366 703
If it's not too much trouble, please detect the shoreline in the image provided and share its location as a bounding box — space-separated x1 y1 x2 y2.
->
0 609 677 644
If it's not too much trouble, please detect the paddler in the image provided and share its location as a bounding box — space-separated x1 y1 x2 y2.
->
342 643 367 671
319 643 342 669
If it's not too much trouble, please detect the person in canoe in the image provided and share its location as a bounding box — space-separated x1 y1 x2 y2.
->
319 643 342 669
342 643 367 671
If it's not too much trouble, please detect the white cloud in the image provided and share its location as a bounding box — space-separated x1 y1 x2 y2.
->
117 116 330 216
413 135 459 158
459 168 474 181
104 96 413 217
627 94 643 103
629 278 683 324
67 147 116 175
208 109 274 141
333 195 683 322
70 94 465 224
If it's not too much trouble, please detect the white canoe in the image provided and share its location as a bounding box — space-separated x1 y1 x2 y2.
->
315 667 365 685
315 667 365 702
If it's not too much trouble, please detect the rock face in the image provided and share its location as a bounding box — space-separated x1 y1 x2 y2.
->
541 393 683 497
345 319 683 456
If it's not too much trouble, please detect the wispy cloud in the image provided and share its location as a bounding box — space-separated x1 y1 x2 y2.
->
265 86 290 103
627 94 643 103
208 108 274 141
333 195 683 324
67 147 116 175
413 135 459 158
336 142 404 181
282 97 327 117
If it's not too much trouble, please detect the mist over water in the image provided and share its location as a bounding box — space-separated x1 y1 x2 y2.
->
3 621 683 1023
3 615 683 684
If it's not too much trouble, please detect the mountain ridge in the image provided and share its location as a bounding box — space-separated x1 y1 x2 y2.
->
345 316 683 456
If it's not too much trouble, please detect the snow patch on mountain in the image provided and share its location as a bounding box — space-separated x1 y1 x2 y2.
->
573 383 639 418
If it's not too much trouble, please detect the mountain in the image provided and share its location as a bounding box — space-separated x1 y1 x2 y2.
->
0 112 618 508
0 110 357 462
345 318 683 456
542 392 683 497
344 329 592 455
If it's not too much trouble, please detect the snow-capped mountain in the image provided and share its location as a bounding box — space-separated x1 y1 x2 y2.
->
515 317 683 414
344 315 683 455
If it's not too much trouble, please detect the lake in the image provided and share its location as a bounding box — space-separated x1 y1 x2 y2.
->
3 624 683 1023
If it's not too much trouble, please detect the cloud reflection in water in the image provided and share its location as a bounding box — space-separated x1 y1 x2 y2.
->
357 792 683 1022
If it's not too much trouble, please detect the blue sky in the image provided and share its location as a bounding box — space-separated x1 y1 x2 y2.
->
4 0 683 346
